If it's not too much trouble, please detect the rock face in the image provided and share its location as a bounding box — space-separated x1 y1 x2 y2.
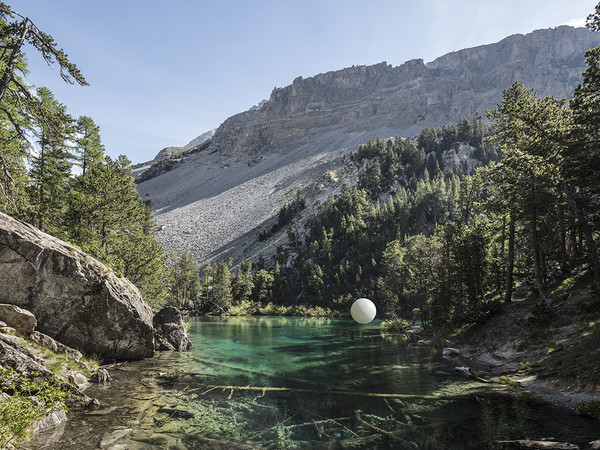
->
137 27 600 265
0 303 36 335
0 334 95 408
208 27 599 162
153 306 193 351
0 212 155 360
30 330 83 361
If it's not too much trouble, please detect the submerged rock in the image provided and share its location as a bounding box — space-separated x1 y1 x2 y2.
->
496 439 579 449
157 407 195 419
0 212 154 360
443 347 460 357
99 428 133 448
455 366 471 377
153 306 192 352
90 368 114 384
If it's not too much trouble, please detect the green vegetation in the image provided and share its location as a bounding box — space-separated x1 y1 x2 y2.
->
184 5 600 330
258 192 306 240
22 339 100 378
0 365 69 448
500 376 545 405
0 2 172 307
576 399 600 420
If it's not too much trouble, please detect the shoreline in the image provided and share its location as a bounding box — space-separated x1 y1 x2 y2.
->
456 344 600 411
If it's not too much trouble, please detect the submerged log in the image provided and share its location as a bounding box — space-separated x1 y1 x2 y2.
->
496 439 579 449
192 382 478 401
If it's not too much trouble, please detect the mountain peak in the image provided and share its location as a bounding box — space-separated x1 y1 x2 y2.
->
138 26 600 264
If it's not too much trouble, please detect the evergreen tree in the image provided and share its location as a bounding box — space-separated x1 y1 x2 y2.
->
0 2 86 214
171 252 201 308
0 124 28 216
487 82 567 301
232 260 254 303
28 87 74 235
75 116 104 176
67 155 171 306
564 13 600 280
212 259 233 312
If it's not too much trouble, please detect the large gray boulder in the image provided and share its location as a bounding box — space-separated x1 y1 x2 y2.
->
0 212 154 360
153 306 192 351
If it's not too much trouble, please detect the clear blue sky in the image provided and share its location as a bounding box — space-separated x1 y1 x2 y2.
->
16 0 597 164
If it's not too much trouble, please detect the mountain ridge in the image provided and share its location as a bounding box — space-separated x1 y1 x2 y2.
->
136 26 600 265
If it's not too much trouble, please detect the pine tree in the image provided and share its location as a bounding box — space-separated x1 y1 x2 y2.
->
487 82 568 301
171 252 201 308
564 12 600 280
28 87 74 235
232 260 254 303
75 116 104 176
212 259 233 312
0 3 86 215
67 154 171 306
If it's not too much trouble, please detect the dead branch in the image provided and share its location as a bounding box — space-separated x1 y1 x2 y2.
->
189 382 471 401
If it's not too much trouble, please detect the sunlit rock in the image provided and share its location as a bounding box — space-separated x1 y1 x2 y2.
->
0 212 154 360
0 303 36 336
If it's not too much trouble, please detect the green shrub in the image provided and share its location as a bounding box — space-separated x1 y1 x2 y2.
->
380 317 410 334
0 365 69 448
576 400 600 420
500 376 545 405
518 361 534 373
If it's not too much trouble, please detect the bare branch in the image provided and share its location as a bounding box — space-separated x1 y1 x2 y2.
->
0 106 28 141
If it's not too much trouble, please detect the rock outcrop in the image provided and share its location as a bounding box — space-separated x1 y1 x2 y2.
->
0 212 155 360
208 27 599 162
0 303 36 335
0 334 96 408
153 306 193 351
137 27 600 265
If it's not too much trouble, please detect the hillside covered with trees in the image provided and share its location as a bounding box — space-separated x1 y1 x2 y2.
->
171 6 600 336
2 0 599 333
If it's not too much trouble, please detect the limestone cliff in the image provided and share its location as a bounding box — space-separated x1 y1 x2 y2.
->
137 26 600 265
208 27 599 160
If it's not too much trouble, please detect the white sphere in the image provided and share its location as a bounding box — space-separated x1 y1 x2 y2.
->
350 298 376 324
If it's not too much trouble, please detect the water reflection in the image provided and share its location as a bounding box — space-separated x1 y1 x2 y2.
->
25 316 600 449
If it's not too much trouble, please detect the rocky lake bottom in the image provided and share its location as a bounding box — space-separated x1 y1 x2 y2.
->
24 317 600 449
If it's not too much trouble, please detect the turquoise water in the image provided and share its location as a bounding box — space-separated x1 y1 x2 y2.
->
27 316 600 449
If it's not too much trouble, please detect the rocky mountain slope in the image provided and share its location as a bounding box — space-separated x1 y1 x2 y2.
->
136 26 600 265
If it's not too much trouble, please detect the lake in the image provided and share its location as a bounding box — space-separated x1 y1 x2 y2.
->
27 316 599 449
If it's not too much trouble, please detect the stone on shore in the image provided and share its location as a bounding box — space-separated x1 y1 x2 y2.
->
153 306 192 352
0 303 37 336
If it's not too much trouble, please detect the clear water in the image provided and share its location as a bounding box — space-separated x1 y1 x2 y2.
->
27 317 600 449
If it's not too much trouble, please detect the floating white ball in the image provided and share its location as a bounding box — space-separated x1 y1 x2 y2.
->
350 298 376 324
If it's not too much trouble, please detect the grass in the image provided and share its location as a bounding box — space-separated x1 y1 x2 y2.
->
575 400 600 420
0 365 69 448
500 376 546 405
22 339 100 378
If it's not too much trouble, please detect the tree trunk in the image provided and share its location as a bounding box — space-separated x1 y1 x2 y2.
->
566 186 599 281
0 19 29 103
498 215 506 294
504 215 515 303
531 208 548 301
557 203 569 273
